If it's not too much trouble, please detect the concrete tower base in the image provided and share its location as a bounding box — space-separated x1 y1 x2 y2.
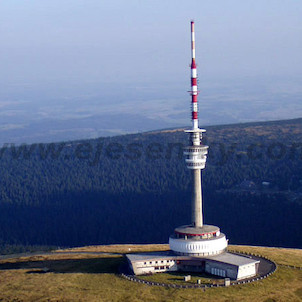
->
169 224 228 256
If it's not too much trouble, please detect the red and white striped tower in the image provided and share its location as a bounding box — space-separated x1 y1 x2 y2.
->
184 21 209 227
191 21 199 130
169 21 228 256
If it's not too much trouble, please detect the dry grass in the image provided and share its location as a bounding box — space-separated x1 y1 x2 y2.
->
0 244 301 302
136 270 224 286
229 245 302 267
57 243 170 254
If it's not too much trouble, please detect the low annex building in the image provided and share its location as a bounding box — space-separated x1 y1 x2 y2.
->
126 252 260 280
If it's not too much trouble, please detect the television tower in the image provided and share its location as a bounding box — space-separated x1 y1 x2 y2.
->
169 21 228 256
184 20 208 228
127 21 260 280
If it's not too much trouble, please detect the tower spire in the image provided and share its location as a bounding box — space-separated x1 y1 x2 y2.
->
190 21 199 130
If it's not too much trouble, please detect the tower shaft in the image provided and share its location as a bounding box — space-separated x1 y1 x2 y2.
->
192 169 203 227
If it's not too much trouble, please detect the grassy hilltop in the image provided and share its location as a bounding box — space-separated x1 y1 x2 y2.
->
0 244 302 302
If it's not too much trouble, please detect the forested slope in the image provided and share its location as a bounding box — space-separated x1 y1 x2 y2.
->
0 118 302 251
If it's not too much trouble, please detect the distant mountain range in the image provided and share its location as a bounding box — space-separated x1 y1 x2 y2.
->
1 76 302 145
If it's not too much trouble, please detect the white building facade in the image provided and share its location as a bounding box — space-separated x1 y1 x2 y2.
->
126 252 260 280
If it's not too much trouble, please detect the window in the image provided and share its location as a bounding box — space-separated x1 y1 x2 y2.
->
144 262 146 265
149 261 152 264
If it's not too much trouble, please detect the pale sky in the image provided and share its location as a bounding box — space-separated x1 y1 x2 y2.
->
1 0 301 84
0 0 302 143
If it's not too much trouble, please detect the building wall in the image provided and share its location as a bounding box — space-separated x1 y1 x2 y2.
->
237 264 257 280
205 261 258 280
127 254 259 280
132 259 177 275
205 261 238 280
177 259 204 273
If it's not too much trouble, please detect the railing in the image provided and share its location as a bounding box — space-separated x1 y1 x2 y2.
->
120 251 277 289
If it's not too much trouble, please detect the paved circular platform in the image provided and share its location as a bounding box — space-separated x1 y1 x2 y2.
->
120 251 277 288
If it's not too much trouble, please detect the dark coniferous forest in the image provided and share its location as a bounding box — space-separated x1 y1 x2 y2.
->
0 118 302 253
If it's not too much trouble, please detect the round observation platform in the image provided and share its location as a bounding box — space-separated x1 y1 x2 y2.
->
174 224 220 238
169 224 228 256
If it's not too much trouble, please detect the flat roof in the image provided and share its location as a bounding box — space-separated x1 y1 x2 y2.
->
174 224 219 235
208 252 260 266
126 251 175 262
126 251 260 267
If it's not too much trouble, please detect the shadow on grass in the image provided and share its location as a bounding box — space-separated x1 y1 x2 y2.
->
165 271 222 279
0 257 123 274
138 270 224 285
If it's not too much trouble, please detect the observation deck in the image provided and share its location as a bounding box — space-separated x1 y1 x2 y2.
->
169 224 227 256
183 145 208 169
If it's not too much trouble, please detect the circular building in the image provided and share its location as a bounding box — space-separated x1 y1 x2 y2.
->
169 224 228 256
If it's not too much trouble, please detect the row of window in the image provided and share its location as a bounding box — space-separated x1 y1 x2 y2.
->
180 250 223 256
186 162 205 167
184 147 208 153
176 233 217 239
154 266 169 270
211 267 226 277
143 260 174 265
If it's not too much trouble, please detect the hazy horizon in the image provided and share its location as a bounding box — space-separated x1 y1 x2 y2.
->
1 0 301 144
